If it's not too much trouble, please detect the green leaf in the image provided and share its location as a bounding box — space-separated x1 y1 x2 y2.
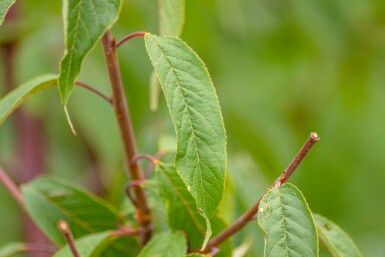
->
100 237 140 257
138 231 187 257
0 242 25 257
158 0 185 36
0 74 57 126
145 34 227 219
21 176 119 245
0 0 15 25
58 0 121 103
313 214 363 257
157 164 212 249
258 183 319 257
185 255 207 257
53 232 112 257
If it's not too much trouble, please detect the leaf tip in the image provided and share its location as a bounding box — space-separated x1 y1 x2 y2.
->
64 106 77 135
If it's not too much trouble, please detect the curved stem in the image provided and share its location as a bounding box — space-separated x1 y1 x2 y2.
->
101 30 152 246
75 81 112 104
200 132 320 252
0 166 24 208
131 153 159 166
115 31 146 48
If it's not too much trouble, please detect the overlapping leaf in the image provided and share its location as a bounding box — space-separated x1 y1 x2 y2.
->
0 74 57 125
58 0 121 103
138 232 186 257
0 0 15 25
145 34 227 219
54 232 112 257
22 176 119 245
314 214 363 257
157 164 232 256
258 183 318 257
157 164 212 249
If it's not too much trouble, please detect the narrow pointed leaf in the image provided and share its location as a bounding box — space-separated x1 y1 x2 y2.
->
158 0 185 36
157 164 212 249
58 0 121 103
53 232 112 257
0 74 57 125
138 232 186 257
0 242 24 257
258 183 318 257
313 214 363 257
0 0 15 25
145 34 227 219
21 176 119 245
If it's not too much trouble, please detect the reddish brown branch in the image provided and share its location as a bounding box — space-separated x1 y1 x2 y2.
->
101 30 152 246
57 220 80 257
75 81 112 104
0 166 24 207
200 132 320 252
115 31 146 48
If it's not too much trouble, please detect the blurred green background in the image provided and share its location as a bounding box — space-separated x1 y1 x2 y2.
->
1 0 385 256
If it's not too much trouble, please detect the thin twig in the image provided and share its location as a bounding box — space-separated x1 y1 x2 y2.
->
101 30 152 246
200 132 320 252
58 220 80 257
143 151 166 179
115 31 146 48
75 81 113 104
131 153 159 166
0 166 24 207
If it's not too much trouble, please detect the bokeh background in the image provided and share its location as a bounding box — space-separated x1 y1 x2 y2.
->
1 0 385 256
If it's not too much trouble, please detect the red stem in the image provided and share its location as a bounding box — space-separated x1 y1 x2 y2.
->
0 166 24 207
115 31 146 48
75 81 112 104
101 30 152 246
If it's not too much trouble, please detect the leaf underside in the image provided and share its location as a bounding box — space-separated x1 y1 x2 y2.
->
22 176 119 245
0 0 15 25
138 232 187 257
258 183 319 257
0 74 57 126
313 214 363 257
145 34 227 219
58 0 121 103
